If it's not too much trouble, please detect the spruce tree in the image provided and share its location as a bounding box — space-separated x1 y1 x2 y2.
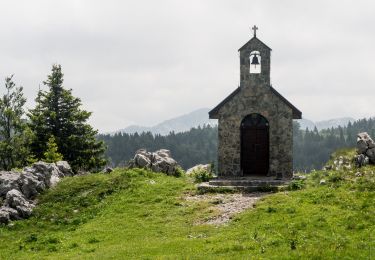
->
43 136 63 163
28 65 106 172
0 75 33 170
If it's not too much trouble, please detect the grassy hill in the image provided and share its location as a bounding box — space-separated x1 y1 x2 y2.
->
0 151 374 259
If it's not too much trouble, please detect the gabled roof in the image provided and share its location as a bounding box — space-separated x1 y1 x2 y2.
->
238 36 272 52
209 87 241 119
209 86 302 119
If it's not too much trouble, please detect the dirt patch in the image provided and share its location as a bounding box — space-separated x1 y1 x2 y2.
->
185 192 269 225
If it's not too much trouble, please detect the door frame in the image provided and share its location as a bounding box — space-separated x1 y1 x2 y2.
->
240 113 270 176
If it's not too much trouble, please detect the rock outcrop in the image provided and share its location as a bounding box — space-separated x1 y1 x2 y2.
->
356 132 375 167
0 161 73 224
186 164 212 175
127 149 181 176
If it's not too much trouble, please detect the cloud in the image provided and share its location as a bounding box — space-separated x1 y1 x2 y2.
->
0 0 374 132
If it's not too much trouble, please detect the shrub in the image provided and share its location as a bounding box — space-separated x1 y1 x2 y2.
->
327 171 344 183
173 166 185 177
43 136 63 163
191 167 213 183
287 180 305 191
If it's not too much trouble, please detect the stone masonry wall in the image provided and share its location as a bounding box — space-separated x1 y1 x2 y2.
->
217 82 293 178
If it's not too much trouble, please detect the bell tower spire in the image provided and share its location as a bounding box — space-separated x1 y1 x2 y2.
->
238 26 271 86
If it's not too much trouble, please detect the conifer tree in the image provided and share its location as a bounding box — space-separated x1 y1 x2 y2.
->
43 136 63 163
28 65 106 172
0 75 33 170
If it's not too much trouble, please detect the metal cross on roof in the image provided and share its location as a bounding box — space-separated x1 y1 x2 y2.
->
252 25 258 37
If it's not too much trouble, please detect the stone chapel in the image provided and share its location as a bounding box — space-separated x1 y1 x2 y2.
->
209 26 302 179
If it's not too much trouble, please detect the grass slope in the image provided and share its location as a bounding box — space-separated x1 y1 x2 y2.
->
0 161 374 259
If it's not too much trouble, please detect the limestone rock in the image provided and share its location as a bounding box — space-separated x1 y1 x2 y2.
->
356 132 375 167
357 132 375 154
23 161 53 188
0 208 10 223
5 189 35 218
0 171 21 197
135 153 151 168
0 207 20 224
0 161 73 224
357 132 375 149
102 167 114 174
355 154 369 167
366 148 375 163
0 206 20 223
19 173 45 199
186 164 212 175
129 149 181 176
155 149 171 158
56 161 74 177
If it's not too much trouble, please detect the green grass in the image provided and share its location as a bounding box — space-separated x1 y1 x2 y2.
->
0 165 374 259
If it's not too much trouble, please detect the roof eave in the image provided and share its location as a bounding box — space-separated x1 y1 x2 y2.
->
293 111 302 120
208 87 241 119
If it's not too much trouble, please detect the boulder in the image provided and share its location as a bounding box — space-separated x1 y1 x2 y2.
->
155 149 171 158
357 132 375 154
4 189 35 218
355 154 369 167
0 206 20 223
23 161 54 188
152 154 178 175
135 153 151 168
0 171 21 197
186 164 212 175
366 148 375 163
356 132 375 167
129 149 181 176
0 161 73 224
357 139 368 154
19 173 45 199
357 132 375 149
56 161 74 177
102 167 114 174
0 207 19 224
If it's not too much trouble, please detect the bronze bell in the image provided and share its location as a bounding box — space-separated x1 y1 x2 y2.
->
251 54 259 66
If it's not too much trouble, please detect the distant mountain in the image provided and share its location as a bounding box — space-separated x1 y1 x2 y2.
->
297 117 355 131
114 108 355 135
297 119 316 130
116 108 217 135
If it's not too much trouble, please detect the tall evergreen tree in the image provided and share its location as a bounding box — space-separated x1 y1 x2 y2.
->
0 75 33 170
28 65 106 172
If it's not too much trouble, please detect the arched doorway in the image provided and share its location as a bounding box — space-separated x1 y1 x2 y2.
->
240 113 269 176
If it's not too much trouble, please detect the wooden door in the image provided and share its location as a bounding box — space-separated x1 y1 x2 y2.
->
241 114 269 176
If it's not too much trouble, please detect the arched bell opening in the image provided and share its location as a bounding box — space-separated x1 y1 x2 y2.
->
249 51 261 74
240 113 269 176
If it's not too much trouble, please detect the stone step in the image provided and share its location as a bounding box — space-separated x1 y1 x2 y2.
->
198 183 287 193
209 179 286 187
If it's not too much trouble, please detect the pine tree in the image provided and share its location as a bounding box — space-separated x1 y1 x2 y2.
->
0 75 33 170
43 135 63 163
28 65 106 172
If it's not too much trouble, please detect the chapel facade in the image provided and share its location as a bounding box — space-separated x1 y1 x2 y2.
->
209 27 302 179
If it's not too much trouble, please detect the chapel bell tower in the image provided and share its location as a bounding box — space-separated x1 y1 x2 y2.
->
239 25 271 86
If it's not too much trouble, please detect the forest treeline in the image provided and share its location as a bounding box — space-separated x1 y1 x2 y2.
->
98 118 375 172
98 125 217 170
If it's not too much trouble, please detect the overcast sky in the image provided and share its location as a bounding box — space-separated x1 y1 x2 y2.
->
0 0 374 132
